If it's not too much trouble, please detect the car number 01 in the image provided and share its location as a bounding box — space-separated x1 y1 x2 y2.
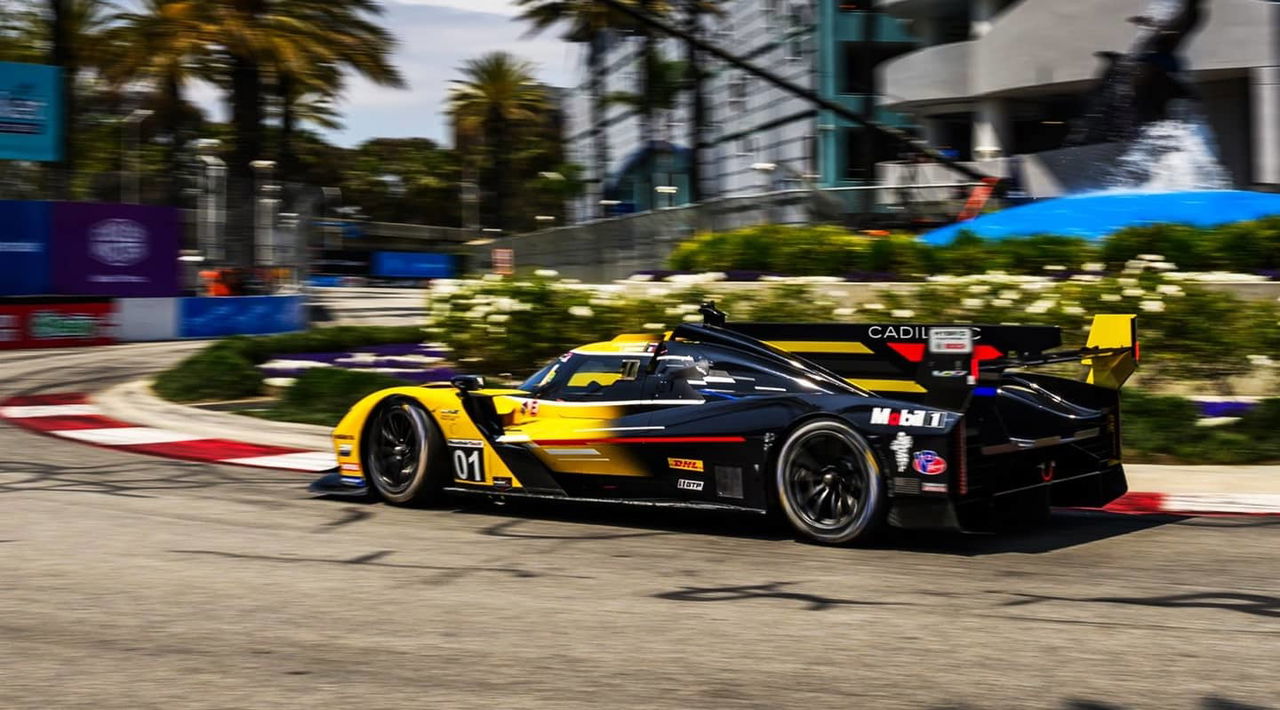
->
452 448 483 482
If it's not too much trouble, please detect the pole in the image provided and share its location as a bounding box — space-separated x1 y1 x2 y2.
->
594 0 991 183
685 1 706 203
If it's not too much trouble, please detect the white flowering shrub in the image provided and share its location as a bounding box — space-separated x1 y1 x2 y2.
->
878 262 1280 384
427 267 1280 385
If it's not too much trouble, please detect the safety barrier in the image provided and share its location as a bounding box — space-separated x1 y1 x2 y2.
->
0 294 306 349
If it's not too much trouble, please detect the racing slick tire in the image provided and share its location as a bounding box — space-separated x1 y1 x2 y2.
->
363 396 448 505
775 419 887 545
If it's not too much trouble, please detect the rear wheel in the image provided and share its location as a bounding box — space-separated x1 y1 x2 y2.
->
775 420 886 545
364 397 447 505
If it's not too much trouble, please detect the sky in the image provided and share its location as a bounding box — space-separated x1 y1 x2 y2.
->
188 0 580 149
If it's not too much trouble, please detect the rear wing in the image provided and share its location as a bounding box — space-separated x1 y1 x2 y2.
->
726 314 1137 406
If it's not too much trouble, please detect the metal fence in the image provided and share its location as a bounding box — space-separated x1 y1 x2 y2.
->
461 183 979 281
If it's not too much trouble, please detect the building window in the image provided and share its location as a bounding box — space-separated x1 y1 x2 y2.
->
786 3 807 60
842 127 905 182
764 0 780 29
737 136 756 157
729 74 748 108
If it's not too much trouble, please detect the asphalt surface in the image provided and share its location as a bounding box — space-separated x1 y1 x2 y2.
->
1 344 1277 710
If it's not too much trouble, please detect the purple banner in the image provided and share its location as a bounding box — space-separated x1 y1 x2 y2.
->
50 203 180 297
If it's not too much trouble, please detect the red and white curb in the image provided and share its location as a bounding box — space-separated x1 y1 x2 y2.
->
3 393 1279 515
0 394 335 473
1094 491 1280 517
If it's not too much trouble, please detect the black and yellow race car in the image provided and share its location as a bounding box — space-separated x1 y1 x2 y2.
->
312 304 1138 545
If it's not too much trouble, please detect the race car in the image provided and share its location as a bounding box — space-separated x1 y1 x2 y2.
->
312 304 1138 545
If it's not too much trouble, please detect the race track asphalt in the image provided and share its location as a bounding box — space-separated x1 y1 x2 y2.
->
1 344 1276 709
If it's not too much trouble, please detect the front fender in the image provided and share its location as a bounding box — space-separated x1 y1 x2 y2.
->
331 386 463 481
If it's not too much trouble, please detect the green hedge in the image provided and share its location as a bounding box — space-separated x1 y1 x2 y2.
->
1123 391 1280 464
668 218 1280 277
154 325 423 403
250 368 405 426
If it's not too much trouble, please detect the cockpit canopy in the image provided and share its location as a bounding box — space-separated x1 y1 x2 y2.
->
518 333 866 403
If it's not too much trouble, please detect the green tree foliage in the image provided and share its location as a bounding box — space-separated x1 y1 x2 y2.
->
447 51 557 231
338 138 461 226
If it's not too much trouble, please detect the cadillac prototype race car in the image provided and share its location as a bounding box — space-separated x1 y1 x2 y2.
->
312 305 1139 545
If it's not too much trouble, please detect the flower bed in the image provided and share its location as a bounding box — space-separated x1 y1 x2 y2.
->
425 265 1280 388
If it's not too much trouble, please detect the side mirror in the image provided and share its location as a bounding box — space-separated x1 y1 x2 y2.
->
451 375 485 392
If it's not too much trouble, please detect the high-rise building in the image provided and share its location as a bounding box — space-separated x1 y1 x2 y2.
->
878 0 1280 194
562 1 920 223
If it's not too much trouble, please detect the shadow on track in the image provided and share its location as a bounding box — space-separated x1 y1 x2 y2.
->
313 493 1185 554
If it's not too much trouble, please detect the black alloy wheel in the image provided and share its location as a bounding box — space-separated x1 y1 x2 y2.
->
776 420 885 544
365 397 443 505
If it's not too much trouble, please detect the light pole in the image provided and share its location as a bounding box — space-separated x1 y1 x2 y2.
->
251 159 279 270
195 139 225 263
121 109 152 204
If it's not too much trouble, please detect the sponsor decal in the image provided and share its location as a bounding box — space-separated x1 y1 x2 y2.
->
889 432 913 473
0 301 115 350
29 311 101 339
870 407 946 428
337 444 352 457
912 450 947 475
519 399 540 417
868 325 930 339
921 482 948 493
928 327 974 354
88 219 149 266
492 476 513 491
340 462 360 471
446 438 484 448
668 457 704 472
677 478 704 491
1040 460 1056 482
340 476 366 486
334 434 354 441
930 370 968 378
0 241 41 253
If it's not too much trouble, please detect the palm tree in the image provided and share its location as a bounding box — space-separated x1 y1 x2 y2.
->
267 0 404 182
447 51 549 231
103 0 210 202
515 0 638 219
193 0 401 267
44 0 114 197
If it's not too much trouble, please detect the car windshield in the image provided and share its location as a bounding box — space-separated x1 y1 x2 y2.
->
517 352 648 401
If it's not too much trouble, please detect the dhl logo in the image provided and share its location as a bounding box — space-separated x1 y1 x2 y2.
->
667 457 704 472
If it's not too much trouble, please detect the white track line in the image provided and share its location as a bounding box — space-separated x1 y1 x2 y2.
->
0 404 102 418
56 427 204 446
1161 493 1280 515
220 452 338 472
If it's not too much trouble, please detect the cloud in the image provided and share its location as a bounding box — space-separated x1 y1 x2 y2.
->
390 0 521 16
319 2 581 148
180 1 580 148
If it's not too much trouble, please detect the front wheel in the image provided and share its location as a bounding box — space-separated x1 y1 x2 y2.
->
364 397 447 505
775 419 886 545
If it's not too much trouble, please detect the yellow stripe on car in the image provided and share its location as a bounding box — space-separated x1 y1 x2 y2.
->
767 340 873 354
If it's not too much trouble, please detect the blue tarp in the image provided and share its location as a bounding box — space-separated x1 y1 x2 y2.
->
371 251 454 279
920 190 1280 245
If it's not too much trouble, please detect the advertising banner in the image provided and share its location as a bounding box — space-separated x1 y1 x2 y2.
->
371 251 455 279
0 297 115 350
0 62 62 162
178 295 306 339
0 200 52 296
50 203 180 297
